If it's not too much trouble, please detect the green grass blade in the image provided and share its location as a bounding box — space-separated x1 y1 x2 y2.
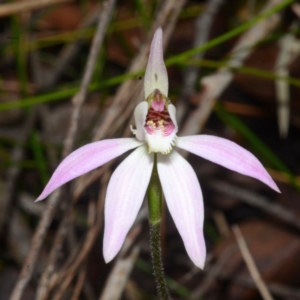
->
184 58 300 88
0 0 294 112
0 71 143 111
165 0 295 66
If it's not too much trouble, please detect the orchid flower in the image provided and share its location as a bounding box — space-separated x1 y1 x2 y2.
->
37 28 279 269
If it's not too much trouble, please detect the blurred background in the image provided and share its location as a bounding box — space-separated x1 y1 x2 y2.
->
1 0 300 299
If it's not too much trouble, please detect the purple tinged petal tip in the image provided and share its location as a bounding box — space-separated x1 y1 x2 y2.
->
36 138 144 201
157 150 206 269
103 146 153 263
176 135 280 193
144 27 168 99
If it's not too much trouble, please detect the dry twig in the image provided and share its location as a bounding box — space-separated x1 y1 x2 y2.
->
44 171 109 300
41 6 101 89
99 225 143 300
71 264 88 300
10 1 115 299
0 110 36 236
216 271 300 299
213 210 231 238
232 225 274 300
50 222 101 300
180 0 282 136
190 247 235 299
177 0 224 123
292 3 300 19
7 210 33 266
275 22 300 138
10 189 61 300
210 180 300 230
35 208 72 300
63 0 116 156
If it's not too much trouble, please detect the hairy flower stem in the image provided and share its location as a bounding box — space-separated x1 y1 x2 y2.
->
147 154 171 300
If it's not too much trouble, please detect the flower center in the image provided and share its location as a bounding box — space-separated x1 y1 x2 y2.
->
145 108 175 137
145 89 175 137
139 89 177 155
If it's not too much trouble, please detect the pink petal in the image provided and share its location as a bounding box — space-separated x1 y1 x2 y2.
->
36 138 144 201
157 150 206 268
144 27 168 99
103 146 153 263
176 135 280 192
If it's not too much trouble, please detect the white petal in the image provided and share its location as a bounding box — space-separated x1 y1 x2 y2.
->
103 146 154 263
144 27 168 99
36 138 144 201
132 101 148 141
176 135 280 192
157 150 206 268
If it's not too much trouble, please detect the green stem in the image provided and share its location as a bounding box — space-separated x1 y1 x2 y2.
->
147 154 171 300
